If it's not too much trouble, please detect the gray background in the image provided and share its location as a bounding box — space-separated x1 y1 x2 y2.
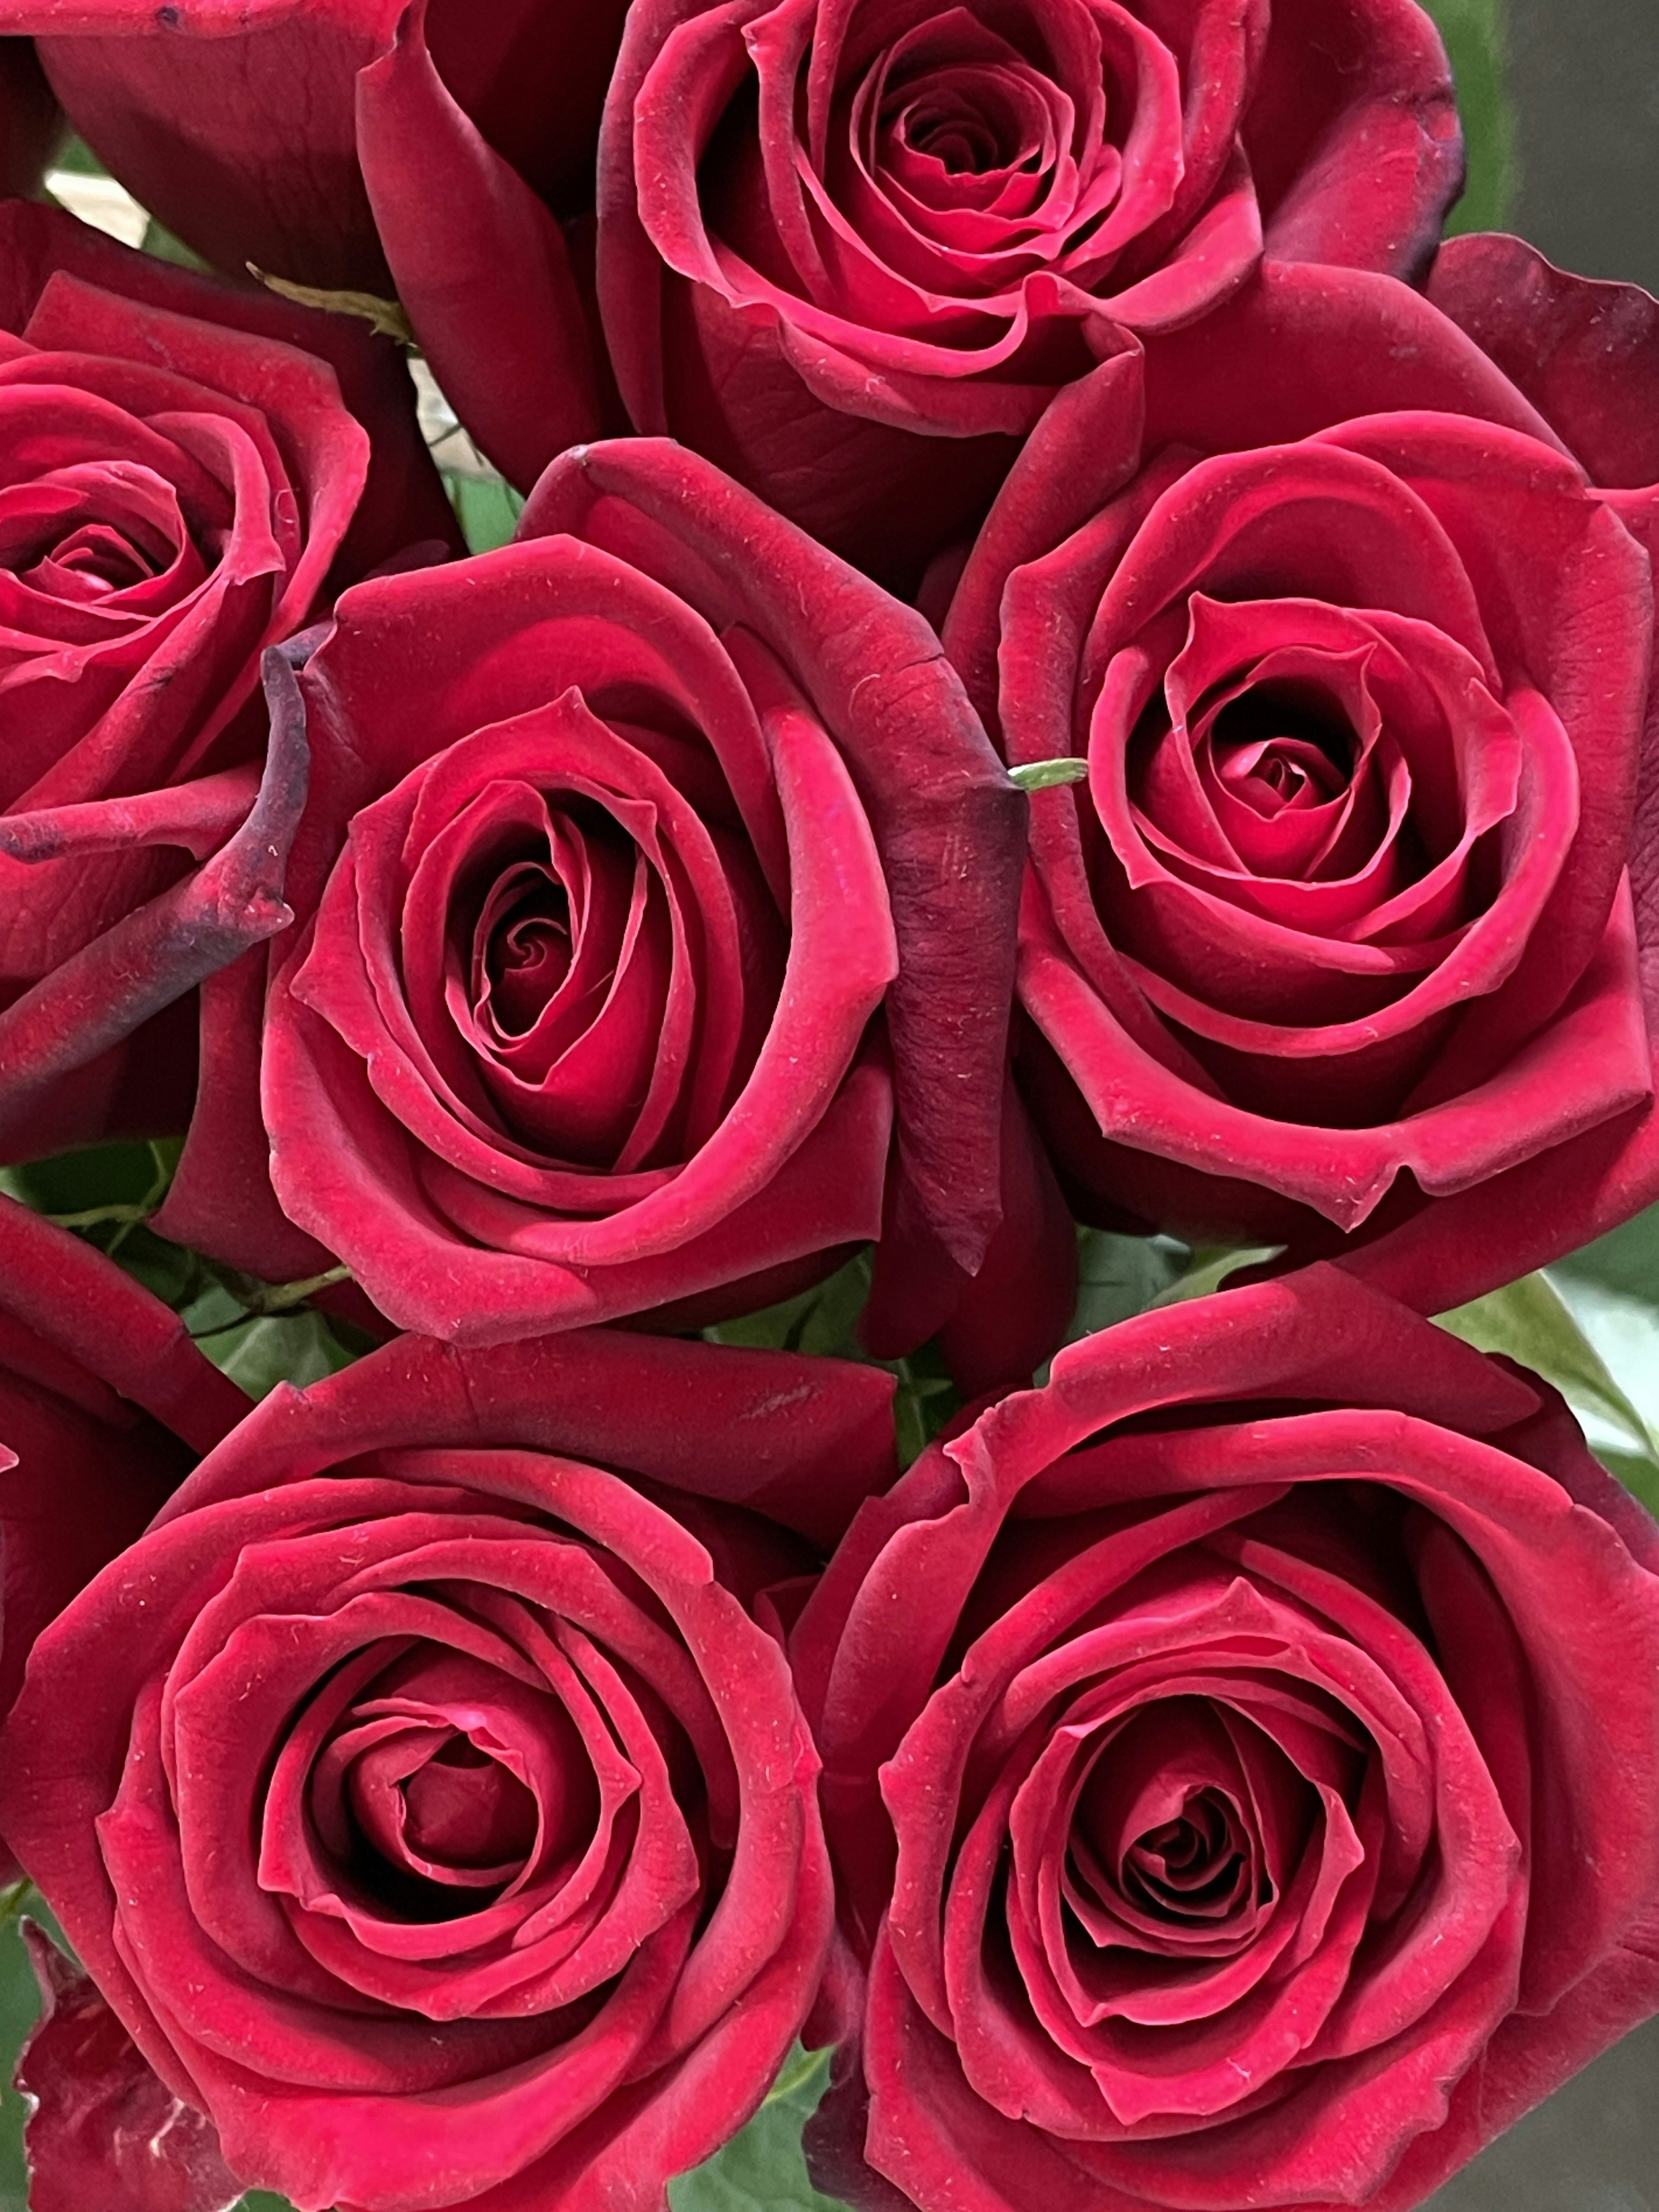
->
1506 0 1659 292
1427 2016 1659 2210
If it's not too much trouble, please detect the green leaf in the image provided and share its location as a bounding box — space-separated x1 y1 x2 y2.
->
0 1897 70 2212
1065 1229 1189 1341
51 135 107 177
792 1259 876 1358
1424 0 1515 233
449 472 525 555
889 1346 963 1467
0 1137 178 1226
196 1261 354 1317
1150 1245 1282 1308
1436 1272 1659 1507
187 1308 359 1402
0 1147 368 1397
1589 1447 1659 1521
671 2048 845 2212
706 1253 873 1357
140 216 208 270
1437 1272 1650 1440
705 1253 960 1463
1549 1198 1659 1305
0 1915 36 2212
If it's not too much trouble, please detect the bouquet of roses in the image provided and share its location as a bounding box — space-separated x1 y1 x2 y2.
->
1 4 1658 2209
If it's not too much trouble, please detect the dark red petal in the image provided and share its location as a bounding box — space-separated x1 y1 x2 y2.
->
16 1923 242 2212
1429 231 1659 490
358 0 600 492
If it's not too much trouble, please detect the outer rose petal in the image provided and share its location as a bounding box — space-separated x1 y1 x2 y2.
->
156 1325 897 1548
0 0 628 290
0 1195 245 1872
0 201 456 1159
0 1329 893 2211
1335 238 1659 1307
520 442 1025 1342
791 1266 1659 2212
933 1078 1079 1394
0 641 309 1160
0 198 461 579
1247 0 1462 282
1332 1088 1659 1316
264 994 895 1340
356 0 601 491
1427 232 1659 490
0 1195 246 1452
843 1901 1659 2212
16 1926 242 2212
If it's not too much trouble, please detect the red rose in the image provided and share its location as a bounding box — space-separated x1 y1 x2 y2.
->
791 1265 1659 2212
595 0 1462 580
0 0 623 486
940 248 1659 1307
0 200 457 1164
0 1325 898 2212
159 437 1046 1365
0 1192 246 1874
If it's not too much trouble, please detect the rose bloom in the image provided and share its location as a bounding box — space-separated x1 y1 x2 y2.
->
0 0 626 486
158 435 1051 1367
0 1325 899 2212
791 1264 1659 2212
0 1193 246 1875
595 0 1462 581
938 239 1659 1311
0 199 457 1164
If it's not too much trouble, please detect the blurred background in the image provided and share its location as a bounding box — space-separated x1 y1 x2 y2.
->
1493 0 1659 291
4 1 1659 2208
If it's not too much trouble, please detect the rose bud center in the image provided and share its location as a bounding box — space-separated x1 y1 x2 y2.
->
1208 689 1356 820
303 1645 603 1916
0 462 196 628
476 861 577 1037
848 3 1134 273
1058 1697 1313 1972
1123 1792 1249 1914
888 65 1046 181
375 1733 540 1872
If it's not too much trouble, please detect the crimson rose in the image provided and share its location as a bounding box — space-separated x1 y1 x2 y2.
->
0 1193 246 1874
0 0 623 487
791 1265 1659 2212
159 438 1038 1361
940 244 1659 1310
0 200 456 1163
0 1325 899 2212
596 0 1462 579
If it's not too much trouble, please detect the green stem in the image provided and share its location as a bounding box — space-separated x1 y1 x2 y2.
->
243 1264 355 1315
